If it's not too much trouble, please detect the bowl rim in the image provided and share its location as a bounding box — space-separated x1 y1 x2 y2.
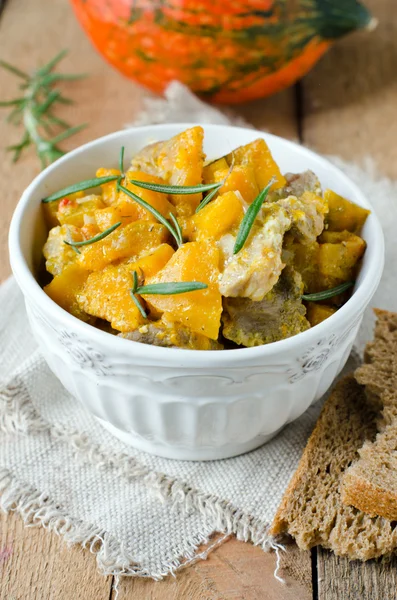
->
9 123 385 364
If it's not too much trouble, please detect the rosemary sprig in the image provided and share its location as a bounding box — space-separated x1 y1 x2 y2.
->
233 178 275 255
302 282 355 302
127 179 221 195
0 50 87 169
118 182 183 247
42 175 119 203
136 281 208 295
64 222 122 254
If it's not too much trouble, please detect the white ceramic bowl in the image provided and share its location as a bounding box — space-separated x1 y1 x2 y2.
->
9 124 384 460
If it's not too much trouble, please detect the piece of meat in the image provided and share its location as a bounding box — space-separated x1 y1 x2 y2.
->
278 193 328 243
218 204 292 302
119 320 223 350
282 170 322 197
218 171 327 301
43 224 81 276
222 266 310 347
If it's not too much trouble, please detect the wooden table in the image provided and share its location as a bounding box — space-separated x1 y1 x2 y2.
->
1 1 396 598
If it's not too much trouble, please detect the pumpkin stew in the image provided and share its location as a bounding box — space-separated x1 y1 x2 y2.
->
41 126 369 350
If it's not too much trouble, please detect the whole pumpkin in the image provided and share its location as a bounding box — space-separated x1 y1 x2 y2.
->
70 0 373 104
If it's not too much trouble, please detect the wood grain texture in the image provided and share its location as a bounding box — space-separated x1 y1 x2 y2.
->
0 512 112 600
317 548 397 600
115 539 311 600
302 0 397 179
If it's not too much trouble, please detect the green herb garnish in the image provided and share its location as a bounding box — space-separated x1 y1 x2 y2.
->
128 179 221 195
118 182 183 247
0 50 87 168
302 282 355 302
119 146 125 174
63 222 122 254
233 179 275 255
169 212 183 246
42 175 119 203
136 281 208 295
130 270 148 319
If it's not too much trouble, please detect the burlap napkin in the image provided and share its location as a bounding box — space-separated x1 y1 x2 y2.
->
1 84 396 581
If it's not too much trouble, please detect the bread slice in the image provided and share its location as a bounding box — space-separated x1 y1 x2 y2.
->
341 310 397 520
270 376 397 560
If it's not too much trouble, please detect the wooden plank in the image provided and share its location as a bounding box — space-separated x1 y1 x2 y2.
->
237 90 298 141
115 538 312 600
317 547 397 600
0 512 112 600
302 0 397 179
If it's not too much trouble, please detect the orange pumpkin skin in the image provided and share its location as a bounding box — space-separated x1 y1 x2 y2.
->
70 0 372 104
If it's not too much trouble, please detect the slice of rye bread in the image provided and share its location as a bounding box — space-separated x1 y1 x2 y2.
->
269 376 397 560
341 309 397 521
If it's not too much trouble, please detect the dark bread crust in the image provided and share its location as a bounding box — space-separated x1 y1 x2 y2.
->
341 310 397 520
270 376 397 560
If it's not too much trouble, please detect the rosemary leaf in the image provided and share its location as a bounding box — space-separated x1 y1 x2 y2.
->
302 282 355 302
131 269 139 293
118 182 182 247
45 114 71 128
195 184 222 213
0 99 23 107
63 222 122 251
0 60 29 80
37 49 68 76
128 178 221 195
50 123 87 145
119 146 125 174
42 72 87 85
129 290 148 319
35 91 61 116
233 178 275 255
136 281 208 295
42 175 119 203
169 212 183 246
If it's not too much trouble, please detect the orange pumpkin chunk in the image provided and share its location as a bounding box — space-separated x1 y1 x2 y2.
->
214 165 259 203
306 303 337 327
225 138 286 190
324 189 370 234
77 244 174 332
129 243 175 279
44 263 91 321
96 168 120 205
57 194 105 228
131 126 205 219
144 242 222 340
121 170 176 219
188 191 243 242
317 235 366 289
202 158 229 183
78 222 168 271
